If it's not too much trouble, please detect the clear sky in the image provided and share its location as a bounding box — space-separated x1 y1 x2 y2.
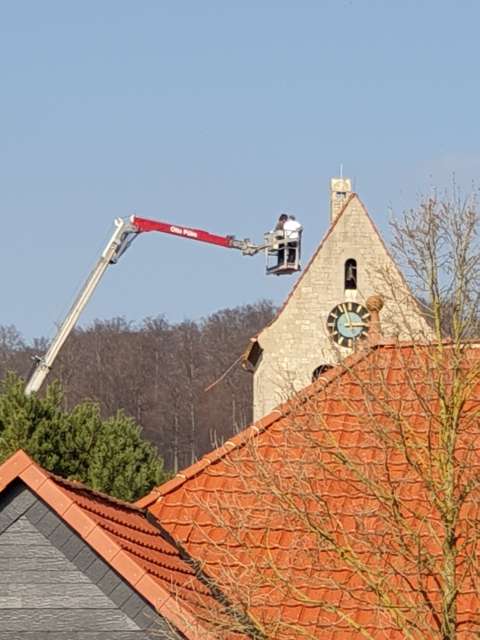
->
1 0 479 342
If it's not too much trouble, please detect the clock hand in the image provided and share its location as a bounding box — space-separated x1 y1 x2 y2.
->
342 308 364 330
344 306 353 330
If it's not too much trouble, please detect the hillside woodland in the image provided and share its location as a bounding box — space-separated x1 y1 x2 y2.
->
0 301 275 472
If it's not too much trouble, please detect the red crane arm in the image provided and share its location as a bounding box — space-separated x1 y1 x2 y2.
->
25 212 296 396
131 215 233 249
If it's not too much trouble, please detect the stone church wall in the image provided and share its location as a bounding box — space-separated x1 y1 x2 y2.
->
253 196 430 420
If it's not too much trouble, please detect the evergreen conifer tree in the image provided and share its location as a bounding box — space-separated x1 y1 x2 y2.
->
0 373 166 501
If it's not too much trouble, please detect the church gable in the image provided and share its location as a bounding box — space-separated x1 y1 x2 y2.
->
250 189 430 420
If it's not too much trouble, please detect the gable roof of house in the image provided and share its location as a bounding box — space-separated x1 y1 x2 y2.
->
140 341 480 638
0 450 232 640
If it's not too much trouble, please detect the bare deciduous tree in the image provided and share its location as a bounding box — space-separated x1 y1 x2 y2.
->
0 302 276 471
154 190 480 639
389 186 480 341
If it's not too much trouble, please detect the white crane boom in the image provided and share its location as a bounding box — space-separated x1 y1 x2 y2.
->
25 218 136 396
25 214 301 395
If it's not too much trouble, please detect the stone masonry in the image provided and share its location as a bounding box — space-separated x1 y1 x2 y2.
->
249 181 431 420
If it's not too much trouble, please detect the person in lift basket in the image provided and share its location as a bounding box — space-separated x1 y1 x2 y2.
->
283 214 302 264
274 213 289 266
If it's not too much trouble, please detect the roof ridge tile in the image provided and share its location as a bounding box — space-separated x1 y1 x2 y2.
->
0 450 222 640
140 338 480 508
0 450 33 491
139 350 378 506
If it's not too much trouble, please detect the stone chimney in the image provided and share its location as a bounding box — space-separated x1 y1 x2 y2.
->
330 177 352 222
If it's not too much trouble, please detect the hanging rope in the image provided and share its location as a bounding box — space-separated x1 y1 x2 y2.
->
204 354 244 392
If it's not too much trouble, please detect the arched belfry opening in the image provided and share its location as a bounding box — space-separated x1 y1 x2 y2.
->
345 258 357 290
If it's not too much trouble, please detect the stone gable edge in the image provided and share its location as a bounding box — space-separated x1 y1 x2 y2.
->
242 192 427 367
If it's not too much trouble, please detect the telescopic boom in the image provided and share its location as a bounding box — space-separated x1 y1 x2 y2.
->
25 215 267 395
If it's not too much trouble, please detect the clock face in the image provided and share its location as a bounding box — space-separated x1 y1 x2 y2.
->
327 302 370 348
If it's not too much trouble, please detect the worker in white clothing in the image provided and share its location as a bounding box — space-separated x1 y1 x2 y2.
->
283 215 303 263
272 213 289 266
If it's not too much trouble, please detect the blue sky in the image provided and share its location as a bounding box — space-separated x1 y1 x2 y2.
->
1 0 479 341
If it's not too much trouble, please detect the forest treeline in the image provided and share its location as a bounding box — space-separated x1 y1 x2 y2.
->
0 301 275 471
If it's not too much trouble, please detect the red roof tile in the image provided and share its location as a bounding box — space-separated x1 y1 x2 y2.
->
143 342 480 638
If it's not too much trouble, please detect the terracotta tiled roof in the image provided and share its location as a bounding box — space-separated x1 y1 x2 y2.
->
0 450 234 640
141 342 480 638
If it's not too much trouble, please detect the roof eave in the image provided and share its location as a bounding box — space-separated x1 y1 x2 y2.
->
0 450 217 640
